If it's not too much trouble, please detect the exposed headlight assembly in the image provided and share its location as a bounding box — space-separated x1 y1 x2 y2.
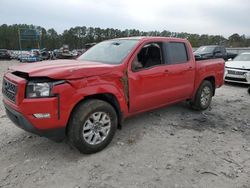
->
26 82 53 98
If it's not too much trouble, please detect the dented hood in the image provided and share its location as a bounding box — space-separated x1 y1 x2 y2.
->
9 59 117 79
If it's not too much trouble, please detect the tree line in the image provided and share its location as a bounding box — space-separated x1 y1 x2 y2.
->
0 24 249 50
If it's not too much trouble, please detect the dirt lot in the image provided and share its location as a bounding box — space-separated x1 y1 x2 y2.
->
0 60 250 188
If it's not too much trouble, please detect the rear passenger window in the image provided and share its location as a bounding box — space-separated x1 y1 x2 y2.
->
165 42 188 64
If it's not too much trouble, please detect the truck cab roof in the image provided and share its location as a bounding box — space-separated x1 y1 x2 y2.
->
109 36 188 43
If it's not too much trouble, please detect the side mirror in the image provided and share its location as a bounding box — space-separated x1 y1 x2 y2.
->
132 60 143 71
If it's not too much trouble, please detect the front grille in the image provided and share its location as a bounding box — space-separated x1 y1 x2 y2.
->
2 78 17 103
225 77 247 82
227 70 246 75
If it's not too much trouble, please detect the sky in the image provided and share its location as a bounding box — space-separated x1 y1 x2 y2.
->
0 0 249 38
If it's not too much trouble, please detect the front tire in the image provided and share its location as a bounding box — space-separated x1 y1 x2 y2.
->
68 99 117 154
191 80 213 110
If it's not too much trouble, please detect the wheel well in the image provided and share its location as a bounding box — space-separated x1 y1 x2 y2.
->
204 76 215 95
67 94 123 133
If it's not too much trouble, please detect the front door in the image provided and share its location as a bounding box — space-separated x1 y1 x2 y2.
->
128 42 171 113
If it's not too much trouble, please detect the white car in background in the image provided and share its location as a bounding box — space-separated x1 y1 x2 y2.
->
224 52 250 84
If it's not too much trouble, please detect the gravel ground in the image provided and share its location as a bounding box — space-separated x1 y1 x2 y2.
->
0 60 250 188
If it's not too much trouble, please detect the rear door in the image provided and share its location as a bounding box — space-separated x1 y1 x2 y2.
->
214 46 224 58
160 41 195 101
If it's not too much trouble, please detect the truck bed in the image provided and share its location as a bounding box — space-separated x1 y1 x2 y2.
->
196 58 225 89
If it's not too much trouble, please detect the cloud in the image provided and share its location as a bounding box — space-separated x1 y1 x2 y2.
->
0 0 249 37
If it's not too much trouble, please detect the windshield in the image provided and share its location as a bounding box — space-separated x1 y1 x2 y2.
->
233 53 250 61
195 46 215 53
78 39 139 64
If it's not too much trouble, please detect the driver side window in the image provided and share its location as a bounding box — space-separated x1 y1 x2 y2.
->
132 42 163 71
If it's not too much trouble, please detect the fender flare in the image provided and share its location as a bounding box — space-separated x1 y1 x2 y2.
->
65 84 128 126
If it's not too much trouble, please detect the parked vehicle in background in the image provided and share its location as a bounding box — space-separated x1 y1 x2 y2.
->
52 49 59 59
19 49 42 62
194 45 237 61
0 49 11 60
8 50 18 59
9 51 19 59
85 43 97 50
40 48 51 60
224 52 250 84
2 37 224 154
72 49 85 58
56 45 77 59
17 51 29 61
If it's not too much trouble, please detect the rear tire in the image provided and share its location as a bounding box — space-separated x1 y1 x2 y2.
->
248 87 250 94
191 80 213 110
68 99 117 154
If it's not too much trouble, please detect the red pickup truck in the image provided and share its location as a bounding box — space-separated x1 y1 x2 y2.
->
2 37 224 153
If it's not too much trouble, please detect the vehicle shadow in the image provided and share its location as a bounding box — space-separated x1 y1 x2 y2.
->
224 81 249 88
2 100 238 158
119 101 230 135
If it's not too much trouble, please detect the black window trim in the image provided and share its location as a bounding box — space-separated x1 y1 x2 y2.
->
131 41 167 72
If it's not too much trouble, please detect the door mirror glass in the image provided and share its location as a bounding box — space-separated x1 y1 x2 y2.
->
131 57 143 71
